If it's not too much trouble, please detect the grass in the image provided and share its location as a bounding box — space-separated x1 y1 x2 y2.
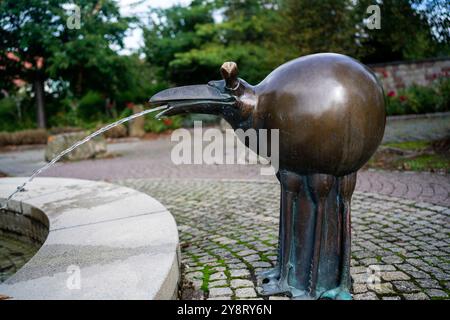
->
384 140 430 150
367 139 449 173
396 154 449 171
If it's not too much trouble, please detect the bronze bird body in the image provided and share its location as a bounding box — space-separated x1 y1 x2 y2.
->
150 53 386 299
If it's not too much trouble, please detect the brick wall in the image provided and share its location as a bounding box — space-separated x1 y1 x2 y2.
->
369 57 450 94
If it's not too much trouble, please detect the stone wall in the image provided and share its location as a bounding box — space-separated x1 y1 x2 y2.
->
369 57 450 94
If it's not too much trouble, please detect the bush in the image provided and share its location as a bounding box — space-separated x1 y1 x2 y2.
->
0 129 48 146
404 85 439 114
0 97 16 123
144 114 183 133
386 78 450 116
78 91 105 121
48 127 84 135
436 78 450 112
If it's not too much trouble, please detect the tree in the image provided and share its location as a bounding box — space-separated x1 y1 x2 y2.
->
275 0 365 62
0 0 133 128
142 0 216 85
355 0 445 63
143 0 279 86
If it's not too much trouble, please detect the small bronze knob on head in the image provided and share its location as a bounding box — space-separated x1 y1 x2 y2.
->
220 61 239 90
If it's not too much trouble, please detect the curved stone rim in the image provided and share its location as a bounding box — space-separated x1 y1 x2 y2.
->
0 177 180 300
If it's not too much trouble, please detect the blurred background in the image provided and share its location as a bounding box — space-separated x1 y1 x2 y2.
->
0 0 449 171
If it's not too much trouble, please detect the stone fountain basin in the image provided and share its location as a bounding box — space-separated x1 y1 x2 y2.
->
0 177 180 300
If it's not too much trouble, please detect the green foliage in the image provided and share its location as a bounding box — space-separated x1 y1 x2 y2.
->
277 0 365 61
395 154 449 172
0 97 16 124
144 114 183 133
384 140 430 150
78 91 105 121
0 96 36 131
0 0 134 128
355 0 445 63
143 0 279 85
436 78 450 111
1 0 449 131
386 79 450 116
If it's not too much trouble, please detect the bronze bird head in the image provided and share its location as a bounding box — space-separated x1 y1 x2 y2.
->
150 62 256 130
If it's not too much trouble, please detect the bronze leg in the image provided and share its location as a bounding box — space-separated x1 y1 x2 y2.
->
260 174 283 283
321 172 357 300
261 170 301 295
304 174 335 299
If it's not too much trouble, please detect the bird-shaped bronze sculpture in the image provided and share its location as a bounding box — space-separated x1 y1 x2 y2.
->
150 53 386 299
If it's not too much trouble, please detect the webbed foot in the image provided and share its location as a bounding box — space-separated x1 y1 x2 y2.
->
259 266 280 283
320 286 352 300
291 289 314 300
259 267 292 295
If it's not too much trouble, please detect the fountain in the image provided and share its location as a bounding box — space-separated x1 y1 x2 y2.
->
0 105 180 299
0 53 385 300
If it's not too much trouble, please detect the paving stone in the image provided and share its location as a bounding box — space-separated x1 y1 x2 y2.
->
209 280 228 288
369 282 395 295
382 296 402 300
209 287 233 298
392 281 420 293
353 292 379 300
243 254 261 262
235 288 257 298
269 296 290 300
382 255 405 264
230 269 251 278
231 279 254 288
403 292 430 300
351 266 368 274
210 272 227 281
237 249 258 257
185 271 203 281
415 279 442 289
352 284 368 294
381 271 410 281
424 289 448 298
251 261 272 268
368 264 396 272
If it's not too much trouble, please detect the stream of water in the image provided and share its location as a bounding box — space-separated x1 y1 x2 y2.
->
0 105 168 210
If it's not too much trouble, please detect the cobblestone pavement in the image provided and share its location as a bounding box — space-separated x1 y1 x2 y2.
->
117 179 450 300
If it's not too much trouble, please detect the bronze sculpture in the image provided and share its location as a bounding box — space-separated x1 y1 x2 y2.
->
150 53 386 299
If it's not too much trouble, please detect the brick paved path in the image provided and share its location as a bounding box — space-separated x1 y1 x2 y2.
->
118 179 450 300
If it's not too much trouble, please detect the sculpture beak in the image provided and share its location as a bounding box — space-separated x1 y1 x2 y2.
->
149 84 235 118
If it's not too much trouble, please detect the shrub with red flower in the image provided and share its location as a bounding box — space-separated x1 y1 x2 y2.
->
399 95 407 102
126 102 134 110
387 91 396 97
163 118 173 126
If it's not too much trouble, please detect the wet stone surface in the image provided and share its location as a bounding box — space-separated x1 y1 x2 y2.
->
118 179 450 300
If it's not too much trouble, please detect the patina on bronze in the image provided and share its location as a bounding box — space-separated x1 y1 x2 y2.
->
150 53 386 299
